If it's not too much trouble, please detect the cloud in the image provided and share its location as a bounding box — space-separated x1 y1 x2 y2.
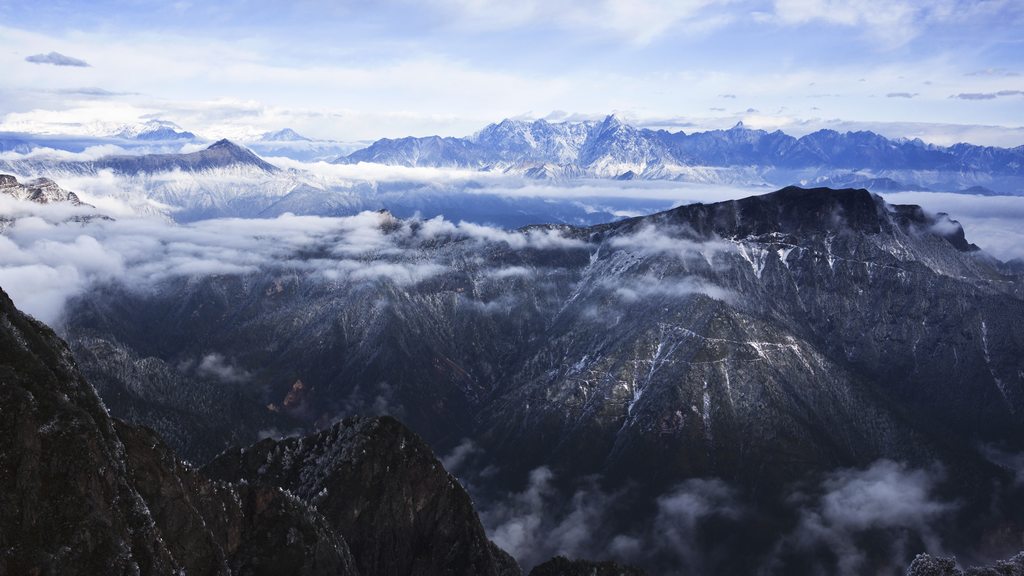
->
25 51 90 67
950 90 1024 100
608 276 736 304
479 466 745 574
441 438 482 475
0 144 132 162
429 0 734 45
766 0 950 47
609 224 733 263
195 352 251 383
768 460 954 576
0 200 594 324
965 68 1020 77
886 92 917 98
480 467 625 570
53 87 136 97
321 260 447 286
882 192 1024 261
485 266 533 279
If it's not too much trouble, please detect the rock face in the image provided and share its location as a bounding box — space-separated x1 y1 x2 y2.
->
0 285 519 576
0 285 177 575
204 415 520 576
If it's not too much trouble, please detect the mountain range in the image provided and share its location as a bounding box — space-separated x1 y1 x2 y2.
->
0 141 657 225
1 284 611 575
3 115 1023 195
49 184 1024 574
337 116 1024 193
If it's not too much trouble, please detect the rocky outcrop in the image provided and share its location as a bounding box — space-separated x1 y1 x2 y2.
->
0 285 355 575
0 173 87 205
0 283 177 575
205 415 520 576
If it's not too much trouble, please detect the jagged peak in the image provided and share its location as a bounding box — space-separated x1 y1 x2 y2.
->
260 128 311 142
601 113 623 126
207 138 241 150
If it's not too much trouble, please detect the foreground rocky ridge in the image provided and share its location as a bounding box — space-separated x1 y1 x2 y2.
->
0 285 535 575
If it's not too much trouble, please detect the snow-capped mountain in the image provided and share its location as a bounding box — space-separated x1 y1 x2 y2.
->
115 119 197 141
0 140 665 225
337 116 1024 193
0 173 87 205
246 128 360 162
259 128 312 142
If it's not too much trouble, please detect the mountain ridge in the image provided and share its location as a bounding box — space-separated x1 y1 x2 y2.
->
336 116 1024 193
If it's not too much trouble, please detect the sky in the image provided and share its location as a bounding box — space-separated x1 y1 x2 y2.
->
0 0 1022 145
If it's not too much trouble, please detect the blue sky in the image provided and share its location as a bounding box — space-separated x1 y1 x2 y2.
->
0 0 1022 144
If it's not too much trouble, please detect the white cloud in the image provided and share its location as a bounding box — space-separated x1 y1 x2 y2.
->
0 200 591 324
609 224 734 262
883 191 1024 261
608 276 736 304
196 353 252 383
768 0 939 47
775 460 953 576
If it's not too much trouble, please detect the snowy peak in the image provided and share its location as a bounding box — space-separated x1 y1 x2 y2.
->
115 119 196 141
0 173 87 205
260 128 312 142
336 115 1024 192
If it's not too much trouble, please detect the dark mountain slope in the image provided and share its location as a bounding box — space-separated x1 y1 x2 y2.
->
0 285 522 575
0 285 354 575
57 187 1024 572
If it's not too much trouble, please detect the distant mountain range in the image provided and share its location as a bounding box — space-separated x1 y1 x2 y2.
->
337 116 1024 194
3 115 1023 193
0 140 663 225
1 116 1023 229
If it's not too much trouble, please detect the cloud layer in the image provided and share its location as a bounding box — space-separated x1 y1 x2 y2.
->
0 202 593 325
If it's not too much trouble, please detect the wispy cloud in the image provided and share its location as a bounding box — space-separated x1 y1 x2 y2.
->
0 202 589 324
964 68 1019 77
429 0 735 45
25 51 90 67
950 90 1024 100
766 460 953 576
